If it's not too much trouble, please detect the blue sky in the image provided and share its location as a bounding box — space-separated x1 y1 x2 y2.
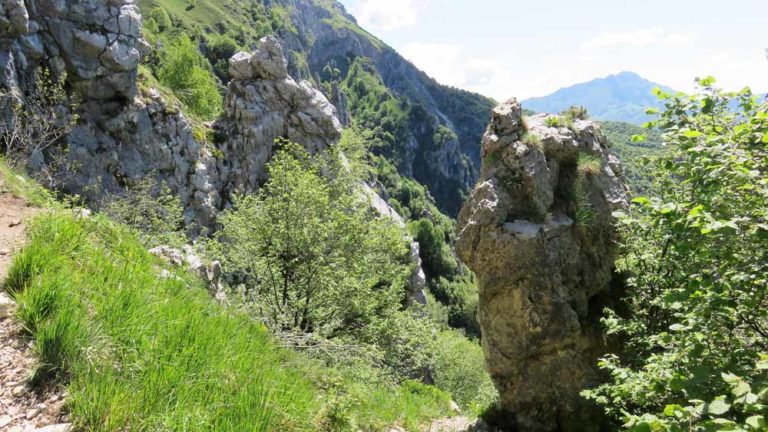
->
338 0 768 100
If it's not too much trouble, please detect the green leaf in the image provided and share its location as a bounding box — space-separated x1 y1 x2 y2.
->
632 197 651 206
762 133 768 144
723 373 742 385
660 203 677 214
746 416 766 430
683 130 703 138
663 404 684 418
733 381 751 398
669 324 686 332
699 76 717 87
688 205 705 217
706 398 732 416
757 357 768 371
631 134 647 142
632 422 653 432
709 417 738 429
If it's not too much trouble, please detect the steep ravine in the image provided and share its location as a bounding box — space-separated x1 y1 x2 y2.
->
136 0 496 216
456 100 629 431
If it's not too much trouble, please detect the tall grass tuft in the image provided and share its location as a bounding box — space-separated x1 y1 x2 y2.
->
6 212 454 431
577 153 603 177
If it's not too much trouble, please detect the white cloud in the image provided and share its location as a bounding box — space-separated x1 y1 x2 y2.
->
581 29 698 50
401 43 465 84
348 0 427 31
400 42 511 96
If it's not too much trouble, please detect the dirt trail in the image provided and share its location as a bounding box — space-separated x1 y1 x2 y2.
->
0 173 70 432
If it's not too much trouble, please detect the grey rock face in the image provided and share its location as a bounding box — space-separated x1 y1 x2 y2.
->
249 35 288 80
214 37 342 192
406 241 428 306
0 0 144 100
64 94 222 229
229 51 254 80
150 245 225 299
456 99 628 431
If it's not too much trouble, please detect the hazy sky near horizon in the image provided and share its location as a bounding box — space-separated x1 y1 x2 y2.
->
337 0 768 100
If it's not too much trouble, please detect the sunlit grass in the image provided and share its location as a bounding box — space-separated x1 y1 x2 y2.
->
5 211 454 430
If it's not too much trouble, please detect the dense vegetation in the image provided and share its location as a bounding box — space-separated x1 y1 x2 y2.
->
368 150 482 339
134 1 487 343
0 1 499 426
601 120 664 195
585 80 768 431
331 56 478 216
65 128 495 416
209 134 494 411
9 2 765 431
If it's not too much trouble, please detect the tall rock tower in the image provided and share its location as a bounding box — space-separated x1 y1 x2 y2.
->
456 100 628 431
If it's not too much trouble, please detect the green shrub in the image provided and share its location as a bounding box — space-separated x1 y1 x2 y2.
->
206 35 240 81
149 7 172 32
411 219 457 279
157 34 223 120
433 125 458 147
101 177 186 247
544 115 575 129
577 152 603 176
216 142 410 338
583 81 768 429
433 330 498 414
427 276 481 338
560 105 589 121
520 131 542 149
0 69 78 181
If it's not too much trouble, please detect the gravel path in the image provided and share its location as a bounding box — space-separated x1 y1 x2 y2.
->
0 173 71 432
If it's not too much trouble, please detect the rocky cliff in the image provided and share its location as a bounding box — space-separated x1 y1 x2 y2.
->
286 0 495 215
135 0 495 216
0 0 341 226
0 0 431 299
214 36 341 194
456 100 629 431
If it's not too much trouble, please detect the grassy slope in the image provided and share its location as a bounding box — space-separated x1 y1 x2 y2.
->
0 161 453 432
0 158 55 207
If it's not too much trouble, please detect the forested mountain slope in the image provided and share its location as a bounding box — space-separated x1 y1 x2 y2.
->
138 0 495 215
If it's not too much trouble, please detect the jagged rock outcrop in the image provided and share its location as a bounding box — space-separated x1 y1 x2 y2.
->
213 36 342 193
0 0 342 227
1 3 431 299
0 0 147 101
456 99 629 431
0 0 219 225
149 245 226 302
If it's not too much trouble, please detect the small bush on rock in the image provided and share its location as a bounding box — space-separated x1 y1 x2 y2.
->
158 34 223 120
101 177 186 247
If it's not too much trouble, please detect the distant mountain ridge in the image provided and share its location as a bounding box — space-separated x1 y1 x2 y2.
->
523 72 674 124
